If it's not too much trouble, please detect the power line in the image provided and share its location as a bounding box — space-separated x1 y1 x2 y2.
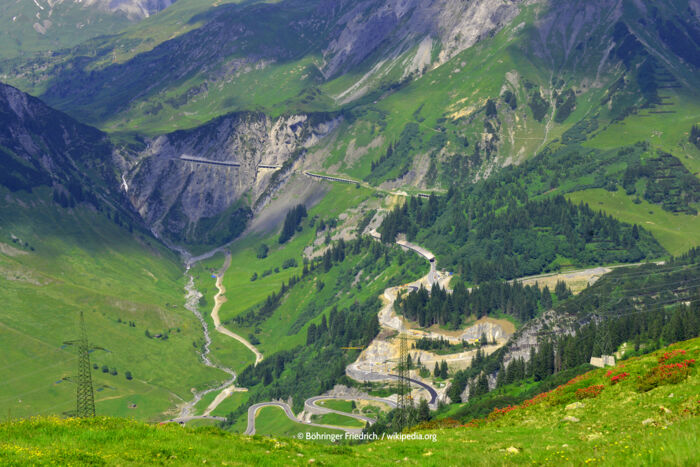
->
557 276 700 314
508 268 700 344
585 263 700 281
519 263 700 289
527 298 700 340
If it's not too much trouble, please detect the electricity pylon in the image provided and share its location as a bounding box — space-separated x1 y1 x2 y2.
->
395 327 412 430
76 311 96 418
63 312 100 417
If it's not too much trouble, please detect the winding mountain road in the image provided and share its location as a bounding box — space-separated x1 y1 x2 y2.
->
245 402 365 436
244 395 396 436
176 222 445 430
392 375 438 405
245 229 445 435
342 230 447 407
305 395 396 414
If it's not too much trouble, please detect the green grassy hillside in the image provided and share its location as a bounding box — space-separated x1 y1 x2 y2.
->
0 187 227 421
567 188 700 255
1 338 698 465
0 1 134 60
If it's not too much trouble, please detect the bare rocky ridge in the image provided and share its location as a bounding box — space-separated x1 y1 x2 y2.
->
322 0 524 79
97 0 176 18
323 0 526 101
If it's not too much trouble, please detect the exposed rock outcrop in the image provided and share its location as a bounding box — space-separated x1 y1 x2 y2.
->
125 112 339 244
322 0 525 78
500 310 578 368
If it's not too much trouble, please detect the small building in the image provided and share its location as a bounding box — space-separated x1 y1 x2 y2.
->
589 355 616 368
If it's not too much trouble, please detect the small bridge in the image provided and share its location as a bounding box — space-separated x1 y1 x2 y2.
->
179 156 240 167
178 157 285 171
304 171 357 184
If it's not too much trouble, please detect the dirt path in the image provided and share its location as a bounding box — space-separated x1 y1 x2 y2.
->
177 276 236 419
202 385 248 417
210 253 264 365
202 252 263 416
174 247 266 420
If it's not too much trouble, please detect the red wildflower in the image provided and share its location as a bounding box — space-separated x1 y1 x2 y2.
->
610 372 629 385
637 358 694 392
576 385 604 400
658 350 687 363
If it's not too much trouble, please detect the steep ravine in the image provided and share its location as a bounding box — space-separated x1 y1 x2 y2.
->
124 112 339 245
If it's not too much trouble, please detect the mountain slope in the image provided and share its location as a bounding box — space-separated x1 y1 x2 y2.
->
1 0 696 212
1 0 699 435
2 0 694 254
0 82 114 191
0 82 232 420
0 0 176 61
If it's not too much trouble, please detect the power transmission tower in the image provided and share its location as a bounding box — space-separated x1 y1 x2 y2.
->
76 312 96 417
64 312 96 418
395 330 411 430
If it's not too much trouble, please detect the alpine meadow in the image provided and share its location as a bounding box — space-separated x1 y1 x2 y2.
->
0 0 699 465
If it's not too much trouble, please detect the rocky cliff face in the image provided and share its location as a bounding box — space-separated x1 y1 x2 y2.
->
499 311 579 369
321 0 525 79
125 112 338 244
1 82 338 247
457 311 580 402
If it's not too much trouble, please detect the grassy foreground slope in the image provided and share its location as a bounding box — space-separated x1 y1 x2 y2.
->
254 406 344 441
2 338 698 465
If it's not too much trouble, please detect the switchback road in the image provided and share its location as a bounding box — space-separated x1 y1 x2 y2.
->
245 394 396 436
